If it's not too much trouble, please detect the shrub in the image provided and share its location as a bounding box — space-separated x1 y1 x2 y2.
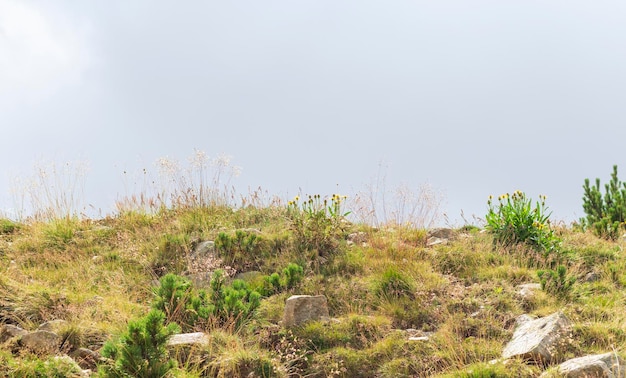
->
99 309 180 378
214 230 268 271
153 271 262 332
152 274 199 330
582 165 626 239
259 263 304 296
210 271 261 329
537 265 576 299
0 219 19 234
287 194 350 258
485 191 560 253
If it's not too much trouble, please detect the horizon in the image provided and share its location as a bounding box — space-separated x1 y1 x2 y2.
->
2 1 625 225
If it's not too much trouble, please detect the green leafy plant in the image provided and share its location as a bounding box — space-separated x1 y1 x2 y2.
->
287 194 351 258
260 263 304 296
99 309 180 378
209 270 262 329
485 191 560 253
537 265 576 298
374 267 414 300
582 165 626 239
153 271 262 332
0 219 19 234
214 230 268 271
152 274 205 331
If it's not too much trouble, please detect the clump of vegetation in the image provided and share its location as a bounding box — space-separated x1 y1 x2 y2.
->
214 229 269 271
287 194 350 258
0 219 19 234
99 309 180 378
537 265 576 299
374 267 414 300
582 165 626 240
5 157 626 377
485 190 560 253
152 270 261 332
259 263 304 296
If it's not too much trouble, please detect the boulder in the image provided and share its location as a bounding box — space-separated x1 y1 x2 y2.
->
0 324 28 342
502 312 571 364
283 295 329 328
20 330 61 354
545 352 626 378
193 241 215 257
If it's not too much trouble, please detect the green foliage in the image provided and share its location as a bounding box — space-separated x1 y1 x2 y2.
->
99 309 180 378
537 265 576 298
287 194 350 258
374 267 414 300
152 271 262 332
485 191 560 253
259 263 304 296
10 356 83 378
214 230 269 270
582 165 626 239
42 219 77 248
152 274 202 330
210 270 261 329
0 219 19 234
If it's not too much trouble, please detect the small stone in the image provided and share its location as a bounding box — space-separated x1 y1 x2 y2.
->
283 295 330 328
427 237 447 246
167 332 210 347
517 283 542 299
408 336 430 342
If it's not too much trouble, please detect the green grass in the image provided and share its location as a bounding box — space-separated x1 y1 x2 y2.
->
0 199 625 376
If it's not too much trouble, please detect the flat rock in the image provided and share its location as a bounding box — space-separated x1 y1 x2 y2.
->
544 352 626 378
502 312 571 364
167 332 210 347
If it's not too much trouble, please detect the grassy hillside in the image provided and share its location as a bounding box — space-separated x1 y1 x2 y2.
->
0 191 624 377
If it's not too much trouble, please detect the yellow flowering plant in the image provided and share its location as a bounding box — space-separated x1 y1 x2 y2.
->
485 190 560 254
287 194 351 258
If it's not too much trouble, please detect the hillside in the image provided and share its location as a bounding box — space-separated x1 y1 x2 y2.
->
0 193 624 377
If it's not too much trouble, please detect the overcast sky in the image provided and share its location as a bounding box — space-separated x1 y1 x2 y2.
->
1 0 626 224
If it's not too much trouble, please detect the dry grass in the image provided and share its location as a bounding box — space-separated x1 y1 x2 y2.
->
2 155 626 376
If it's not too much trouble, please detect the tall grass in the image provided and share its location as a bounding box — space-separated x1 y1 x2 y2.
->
350 162 444 229
9 160 89 221
116 150 242 214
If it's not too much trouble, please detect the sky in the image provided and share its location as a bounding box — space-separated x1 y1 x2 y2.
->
1 0 626 225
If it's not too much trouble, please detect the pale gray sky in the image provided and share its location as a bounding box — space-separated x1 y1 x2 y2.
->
1 0 626 223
